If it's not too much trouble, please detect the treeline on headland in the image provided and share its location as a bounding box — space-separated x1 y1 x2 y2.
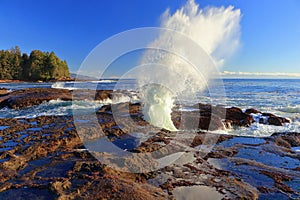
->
0 46 70 81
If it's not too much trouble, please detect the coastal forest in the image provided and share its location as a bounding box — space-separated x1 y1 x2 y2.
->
0 46 70 81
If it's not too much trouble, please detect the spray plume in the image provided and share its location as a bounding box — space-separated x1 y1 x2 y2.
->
138 0 241 131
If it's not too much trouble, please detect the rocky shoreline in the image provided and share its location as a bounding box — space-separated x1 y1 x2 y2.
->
0 88 299 199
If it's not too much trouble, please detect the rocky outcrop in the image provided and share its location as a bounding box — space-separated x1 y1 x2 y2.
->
0 116 169 199
0 88 113 109
263 113 290 126
0 105 299 199
0 88 72 109
269 132 300 148
226 107 255 127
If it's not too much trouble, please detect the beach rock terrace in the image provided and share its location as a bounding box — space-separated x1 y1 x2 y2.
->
0 88 299 199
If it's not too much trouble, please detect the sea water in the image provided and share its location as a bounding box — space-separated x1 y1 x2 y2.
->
0 78 299 136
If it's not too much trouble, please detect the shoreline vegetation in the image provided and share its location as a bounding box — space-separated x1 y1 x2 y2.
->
0 46 71 82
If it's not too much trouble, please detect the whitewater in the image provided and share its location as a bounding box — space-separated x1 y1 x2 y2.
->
138 0 241 131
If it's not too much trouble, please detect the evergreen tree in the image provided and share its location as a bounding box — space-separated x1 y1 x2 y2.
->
0 47 70 81
10 46 22 79
21 53 30 80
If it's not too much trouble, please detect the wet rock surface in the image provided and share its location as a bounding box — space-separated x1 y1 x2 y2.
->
0 89 298 199
171 103 290 131
0 88 112 109
0 116 168 199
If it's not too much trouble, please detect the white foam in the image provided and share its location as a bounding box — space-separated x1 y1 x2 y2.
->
51 82 65 89
138 0 241 131
141 85 178 131
0 90 140 119
90 80 117 83
226 122 300 137
51 81 80 90
250 113 269 124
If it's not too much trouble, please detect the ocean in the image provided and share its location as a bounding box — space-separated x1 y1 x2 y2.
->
1 79 299 137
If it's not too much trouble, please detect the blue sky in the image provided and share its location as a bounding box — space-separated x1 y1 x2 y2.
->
1 0 300 76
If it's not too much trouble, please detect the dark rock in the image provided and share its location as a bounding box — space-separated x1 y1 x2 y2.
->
225 107 254 127
268 116 290 126
257 186 272 193
260 170 293 183
103 102 141 115
198 103 226 118
260 170 295 193
269 132 300 147
177 111 224 131
97 104 112 113
189 131 219 148
262 113 276 117
95 90 113 100
268 117 283 126
200 113 224 131
204 147 238 159
191 133 206 147
273 136 292 148
245 108 261 114
0 88 72 109
0 88 113 109
173 103 226 131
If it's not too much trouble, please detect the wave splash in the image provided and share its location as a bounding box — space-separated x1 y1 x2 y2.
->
138 0 241 131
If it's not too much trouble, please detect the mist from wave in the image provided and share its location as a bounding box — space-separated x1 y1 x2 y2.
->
138 0 241 131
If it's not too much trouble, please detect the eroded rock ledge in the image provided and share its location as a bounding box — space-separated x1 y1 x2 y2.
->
0 88 298 199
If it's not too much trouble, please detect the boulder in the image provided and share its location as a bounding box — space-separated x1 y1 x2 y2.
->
225 107 254 127
267 116 290 126
245 108 261 114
